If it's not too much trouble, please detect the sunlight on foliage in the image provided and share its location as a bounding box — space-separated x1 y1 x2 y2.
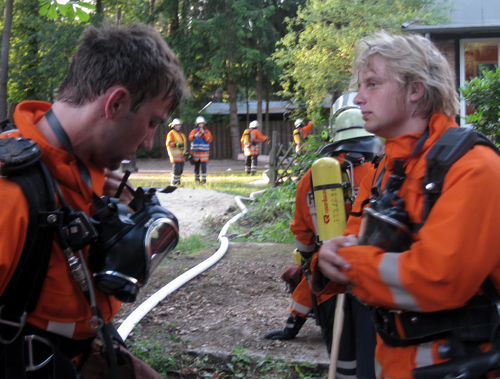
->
38 0 95 22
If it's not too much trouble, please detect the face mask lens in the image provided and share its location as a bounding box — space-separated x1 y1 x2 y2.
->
145 217 179 274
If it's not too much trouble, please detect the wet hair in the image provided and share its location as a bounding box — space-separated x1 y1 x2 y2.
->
350 32 459 118
57 22 189 113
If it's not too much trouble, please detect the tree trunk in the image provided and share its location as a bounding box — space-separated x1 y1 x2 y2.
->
256 61 263 128
228 80 240 160
0 0 13 120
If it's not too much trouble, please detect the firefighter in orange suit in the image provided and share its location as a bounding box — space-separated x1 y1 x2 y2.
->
265 97 382 378
166 118 187 185
241 120 268 175
0 23 188 377
313 32 500 379
293 118 313 153
188 116 213 184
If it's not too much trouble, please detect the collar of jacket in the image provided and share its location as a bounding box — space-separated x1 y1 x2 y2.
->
382 113 458 174
13 101 105 200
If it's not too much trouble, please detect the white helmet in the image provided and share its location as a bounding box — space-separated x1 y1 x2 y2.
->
294 118 304 129
169 118 182 128
196 116 206 125
249 120 259 129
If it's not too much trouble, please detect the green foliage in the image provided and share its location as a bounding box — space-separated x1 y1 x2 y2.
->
38 0 95 22
136 147 162 159
273 0 452 112
130 338 326 379
175 234 214 255
460 66 500 144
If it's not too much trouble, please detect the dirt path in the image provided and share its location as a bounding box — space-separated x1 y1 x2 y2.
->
115 158 330 373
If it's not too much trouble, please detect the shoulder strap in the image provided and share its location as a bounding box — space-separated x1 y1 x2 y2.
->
422 127 499 225
0 139 62 344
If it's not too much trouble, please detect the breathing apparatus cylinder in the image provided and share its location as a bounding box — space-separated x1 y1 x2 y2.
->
243 129 251 145
311 157 347 241
293 129 302 146
292 249 303 265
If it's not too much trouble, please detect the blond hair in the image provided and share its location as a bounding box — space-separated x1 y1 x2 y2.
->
350 32 459 118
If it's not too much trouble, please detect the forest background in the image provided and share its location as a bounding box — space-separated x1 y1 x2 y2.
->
0 0 453 159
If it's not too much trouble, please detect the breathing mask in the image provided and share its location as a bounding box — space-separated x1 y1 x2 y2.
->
88 185 179 303
358 189 413 252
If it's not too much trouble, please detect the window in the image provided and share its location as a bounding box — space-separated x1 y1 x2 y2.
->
459 39 500 123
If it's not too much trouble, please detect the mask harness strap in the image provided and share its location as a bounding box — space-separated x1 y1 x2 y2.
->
45 108 92 190
45 108 119 379
378 128 430 203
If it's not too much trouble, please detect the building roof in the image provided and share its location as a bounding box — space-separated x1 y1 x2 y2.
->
200 96 332 115
402 0 500 34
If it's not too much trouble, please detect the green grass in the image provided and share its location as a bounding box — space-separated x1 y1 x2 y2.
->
130 170 266 197
175 234 214 255
129 332 327 379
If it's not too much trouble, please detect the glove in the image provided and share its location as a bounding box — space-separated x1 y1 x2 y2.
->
266 138 271 144
264 314 306 340
176 142 184 148
251 141 257 146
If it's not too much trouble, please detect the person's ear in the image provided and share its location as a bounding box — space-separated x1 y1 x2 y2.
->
104 87 130 120
409 81 425 103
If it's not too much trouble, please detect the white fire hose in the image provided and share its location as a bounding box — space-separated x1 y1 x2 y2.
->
117 190 266 341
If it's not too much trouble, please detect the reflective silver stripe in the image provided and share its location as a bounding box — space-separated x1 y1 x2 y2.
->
336 373 356 379
379 253 421 311
295 239 315 253
375 358 382 379
290 300 311 316
337 359 356 370
47 321 75 339
415 342 434 368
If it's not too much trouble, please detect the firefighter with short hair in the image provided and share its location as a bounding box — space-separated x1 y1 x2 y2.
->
166 118 187 185
241 120 268 175
188 116 213 184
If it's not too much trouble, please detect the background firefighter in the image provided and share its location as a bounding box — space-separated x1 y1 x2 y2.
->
265 94 382 379
188 116 213 184
166 118 187 186
241 120 269 175
313 32 500 379
293 118 313 153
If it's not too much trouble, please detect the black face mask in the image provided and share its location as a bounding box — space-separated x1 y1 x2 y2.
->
89 187 179 302
358 190 413 252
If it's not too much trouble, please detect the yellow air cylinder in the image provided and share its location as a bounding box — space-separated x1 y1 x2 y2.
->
293 129 302 146
243 129 251 144
311 157 347 241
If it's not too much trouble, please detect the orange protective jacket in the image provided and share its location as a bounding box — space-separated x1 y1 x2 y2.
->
241 129 268 156
311 113 500 378
188 127 213 162
166 129 187 163
293 122 313 153
0 101 121 343
289 161 372 316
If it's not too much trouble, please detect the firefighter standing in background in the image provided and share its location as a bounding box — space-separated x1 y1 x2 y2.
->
265 94 382 379
241 120 269 175
188 116 213 184
166 118 187 185
293 118 313 153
